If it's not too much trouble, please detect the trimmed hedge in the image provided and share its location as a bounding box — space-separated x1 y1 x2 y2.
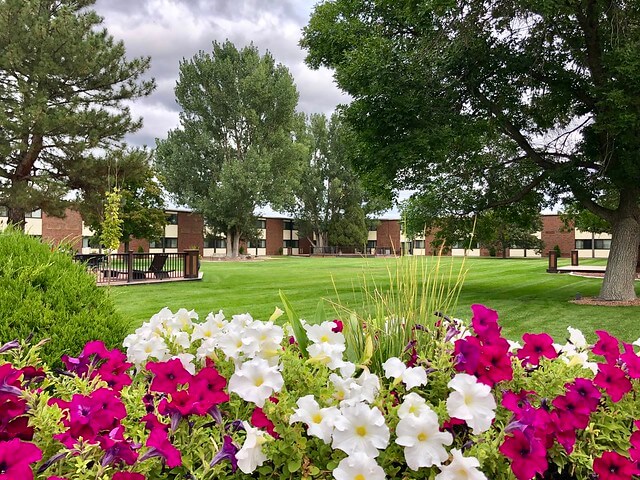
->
0 228 130 364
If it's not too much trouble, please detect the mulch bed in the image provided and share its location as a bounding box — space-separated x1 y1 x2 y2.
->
567 271 640 306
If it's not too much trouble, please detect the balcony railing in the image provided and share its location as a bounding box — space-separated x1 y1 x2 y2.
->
74 250 200 285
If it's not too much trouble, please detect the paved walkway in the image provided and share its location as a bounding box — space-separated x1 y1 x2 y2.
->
557 265 606 273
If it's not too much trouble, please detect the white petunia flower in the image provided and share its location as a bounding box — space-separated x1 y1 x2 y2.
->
633 338 640 348
170 331 191 350
289 395 341 444
169 308 198 331
304 321 345 346
333 452 386 480
248 321 284 365
191 310 226 342
330 373 361 405
196 338 217 362
567 326 588 349
446 373 496 435
236 421 268 474
354 369 380 403
507 340 522 352
307 342 345 369
228 358 283 407
395 411 453 470
382 357 427 390
218 322 259 361
560 350 598 374
397 392 430 419
171 353 196 375
332 403 390 458
435 448 487 480
126 336 169 365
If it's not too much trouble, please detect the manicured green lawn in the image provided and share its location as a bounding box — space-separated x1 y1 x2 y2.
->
109 256 640 343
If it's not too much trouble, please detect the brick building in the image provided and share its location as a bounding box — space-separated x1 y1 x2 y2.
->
0 208 616 259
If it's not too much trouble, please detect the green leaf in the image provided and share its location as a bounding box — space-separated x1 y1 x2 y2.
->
287 458 302 473
279 290 309 357
313 299 326 324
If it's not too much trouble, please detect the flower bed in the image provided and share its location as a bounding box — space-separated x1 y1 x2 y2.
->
1 304 639 479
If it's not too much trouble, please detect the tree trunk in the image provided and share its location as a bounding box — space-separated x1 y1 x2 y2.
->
599 216 640 301
6 207 26 231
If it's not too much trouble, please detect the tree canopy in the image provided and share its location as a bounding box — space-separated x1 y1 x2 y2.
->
302 0 640 300
155 41 304 257
291 113 382 252
75 149 166 251
0 0 155 227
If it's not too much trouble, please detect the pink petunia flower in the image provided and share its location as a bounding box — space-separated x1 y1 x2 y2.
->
592 331 621 364
620 343 640 379
565 378 601 412
112 473 146 480
188 366 229 415
593 451 639 480
517 333 558 366
594 363 632 403
475 342 513 387
499 430 548 480
146 358 193 394
470 304 501 340
551 393 592 430
141 428 182 468
0 438 42 480
251 407 279 439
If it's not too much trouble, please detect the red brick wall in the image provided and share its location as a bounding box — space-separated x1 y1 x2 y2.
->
298 236 313 255
266 218 284 255
129 238 150 253
540 215 574 258
42 210 83 251
377 220 401 254
177 212 204 254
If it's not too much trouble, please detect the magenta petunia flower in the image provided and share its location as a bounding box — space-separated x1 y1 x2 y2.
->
142 428 182 468
250 407 279 439
517 333 558 366
476 342 513 386
188 366 229 415
500 430 548 480
0 438 42 480
593 451 639 480
112 473 145 480
621 343 640 379
552 393 592 430
146 358 193 394
565 378 601 412
594 363 632 403
592 330 621 364
470 304 501 339
331 319 344 333
453 336 482 374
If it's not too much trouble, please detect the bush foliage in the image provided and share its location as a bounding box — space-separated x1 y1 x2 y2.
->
0 228 129 364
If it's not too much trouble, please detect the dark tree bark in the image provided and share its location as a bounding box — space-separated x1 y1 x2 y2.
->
599 217 640 301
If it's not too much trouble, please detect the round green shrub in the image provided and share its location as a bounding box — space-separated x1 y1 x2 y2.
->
0 227 130 365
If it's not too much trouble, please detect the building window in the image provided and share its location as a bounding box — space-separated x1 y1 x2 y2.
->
367 240 377 250
0 206 7 217
575 239 591 249
166 213 178 225
283 239 299 248
204 237 226 249
256 219 266 229
413 240 425 249
453 240 478 249
595 239 611 249
25 209 42 218
248 239 266 249
82 236 101 249
150 238 178 249
283 220 296 231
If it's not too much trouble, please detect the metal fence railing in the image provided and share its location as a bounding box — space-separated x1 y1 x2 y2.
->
74 251 200 285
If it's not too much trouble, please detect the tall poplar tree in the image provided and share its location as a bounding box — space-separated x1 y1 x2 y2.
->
155 41 303 257
0 0 155 227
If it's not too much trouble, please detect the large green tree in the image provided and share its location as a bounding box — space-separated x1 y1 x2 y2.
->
75 148 166 251
155 41 303 258
302 0 640 300
291 113 379 251
0 0 155 227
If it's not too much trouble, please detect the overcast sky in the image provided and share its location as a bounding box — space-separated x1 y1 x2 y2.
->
93 0 349 148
